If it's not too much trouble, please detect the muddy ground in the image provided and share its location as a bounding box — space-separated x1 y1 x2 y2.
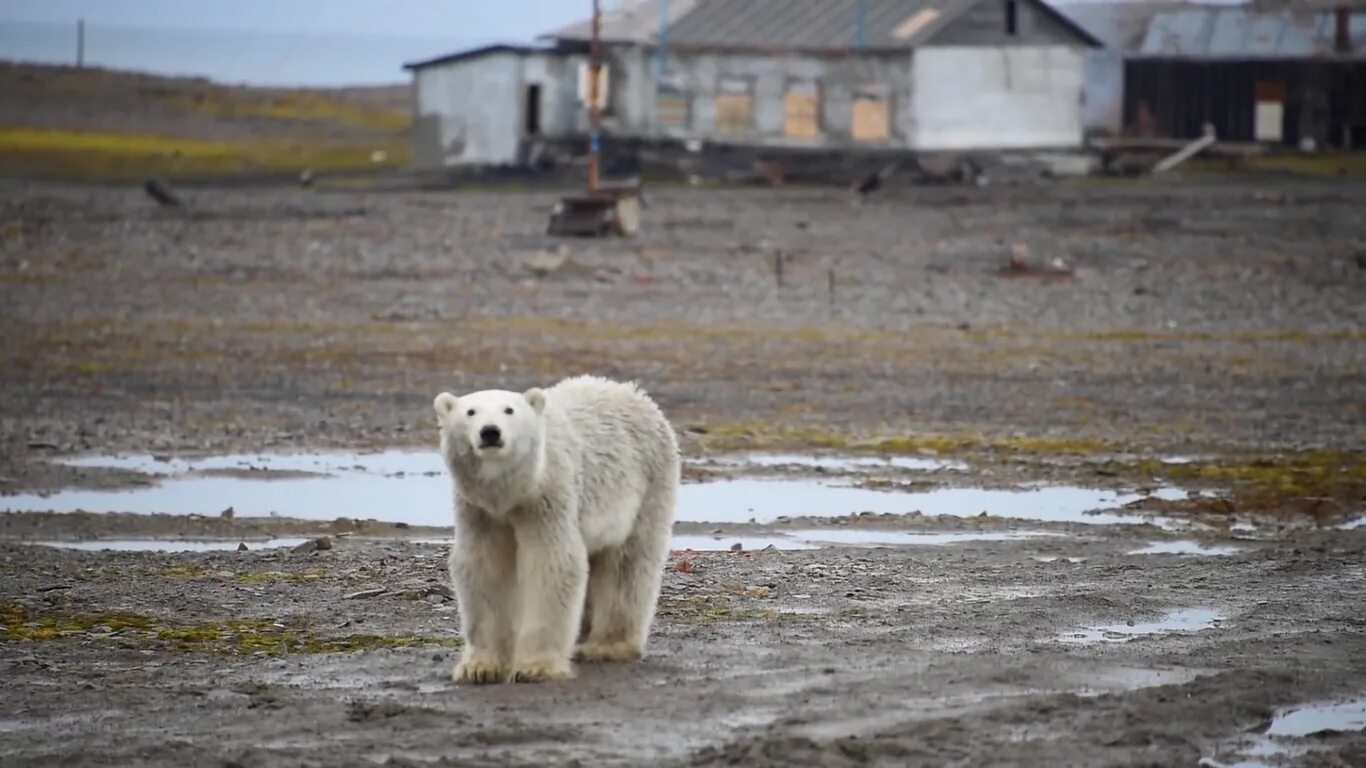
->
1 174 1365 766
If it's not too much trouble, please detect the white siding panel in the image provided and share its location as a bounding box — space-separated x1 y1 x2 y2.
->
910 46 1084 150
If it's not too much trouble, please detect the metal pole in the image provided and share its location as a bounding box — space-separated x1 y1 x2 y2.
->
855 0 868 51
77 18 85 68
653 0 671 81
587 0 602 193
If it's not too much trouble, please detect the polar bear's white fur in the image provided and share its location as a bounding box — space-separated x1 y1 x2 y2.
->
433 375 679 684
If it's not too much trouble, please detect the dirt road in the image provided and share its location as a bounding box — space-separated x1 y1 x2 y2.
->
2 175 1364 766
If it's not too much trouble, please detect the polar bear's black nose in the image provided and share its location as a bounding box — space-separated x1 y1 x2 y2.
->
479 425 502 446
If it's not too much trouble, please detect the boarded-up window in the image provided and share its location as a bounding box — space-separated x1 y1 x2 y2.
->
784 80 821 140
851 86 890 142
714 77 753 136
1254 81 1285 143
657 79 689 130
577 63 610 110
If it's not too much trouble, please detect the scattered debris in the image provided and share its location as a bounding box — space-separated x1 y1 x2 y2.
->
143 179 182 207
290 536 332 554
999 245 1076 281
851 162 898 200
1153 122 1218 174
343 588 388 600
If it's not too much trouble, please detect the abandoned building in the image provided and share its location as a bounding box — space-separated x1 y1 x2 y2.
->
1124 6 1366 148
402 0 1102 169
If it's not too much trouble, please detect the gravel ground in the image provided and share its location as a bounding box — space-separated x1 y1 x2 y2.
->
1 174 1364 766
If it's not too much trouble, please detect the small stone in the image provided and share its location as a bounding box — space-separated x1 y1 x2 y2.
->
205 689 251 706
291 540 317 554
424 593 445 604
237 542 249 552
729 542 744 553
344 588 388 600
313 536 333 551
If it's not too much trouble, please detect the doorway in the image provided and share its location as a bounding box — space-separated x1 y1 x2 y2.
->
524 84 542 136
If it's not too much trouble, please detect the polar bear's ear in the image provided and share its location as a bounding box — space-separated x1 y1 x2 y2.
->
524 388 546 414
434 392 459 418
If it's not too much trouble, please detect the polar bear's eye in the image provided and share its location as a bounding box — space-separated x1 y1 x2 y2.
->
465 408 475 417
504 407 514 415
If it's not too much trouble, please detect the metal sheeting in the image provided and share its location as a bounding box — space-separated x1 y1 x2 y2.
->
653 0 974 51
1138 9 1366 59
543 0 701 44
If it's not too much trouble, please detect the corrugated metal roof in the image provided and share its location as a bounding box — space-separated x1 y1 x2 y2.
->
543 0 701 44
1138 8 1366 58
542 0 1101 52
661 0 973 50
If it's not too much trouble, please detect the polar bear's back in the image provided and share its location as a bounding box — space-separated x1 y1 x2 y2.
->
544 375 678 550
546 375 677 463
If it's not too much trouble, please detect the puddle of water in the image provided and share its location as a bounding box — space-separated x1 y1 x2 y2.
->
1127 540 1239 557
1265 697 1366 737
670 534 815 551
1059 608 1223 644
700 452 968 473
30 538 311 553
6 451 1186 528
787 529 1054 547
1033 555 1087 564
1337 517 1365 531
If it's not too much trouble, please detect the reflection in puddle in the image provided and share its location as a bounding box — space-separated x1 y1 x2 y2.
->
5 450 1188 528
1265 697 1366 737
671 529 1054 551
1060 608 1223 644
670 534 814 551
31 538 310 553
699 452 968 473
1127 540 1239 557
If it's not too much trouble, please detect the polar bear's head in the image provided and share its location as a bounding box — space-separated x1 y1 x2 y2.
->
433 387 546 465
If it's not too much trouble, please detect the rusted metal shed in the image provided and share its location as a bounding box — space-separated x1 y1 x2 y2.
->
1124 7 1366 148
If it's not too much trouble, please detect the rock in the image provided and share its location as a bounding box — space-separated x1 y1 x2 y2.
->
221 506 235 519
526 249 569 277
237 542 249 552
292 536 332 554
205 689 251 706
729 542 744 553
344 588 388 600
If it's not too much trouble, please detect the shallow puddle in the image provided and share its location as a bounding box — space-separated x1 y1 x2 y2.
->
1265 697 1366 737
671 529 1053 552
4 450 1188 528
30 538 310 553
698 452 968 473
1060 608 1224 644
1127 540 1239 557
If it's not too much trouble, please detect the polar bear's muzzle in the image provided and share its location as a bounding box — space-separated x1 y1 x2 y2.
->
478 424 504 450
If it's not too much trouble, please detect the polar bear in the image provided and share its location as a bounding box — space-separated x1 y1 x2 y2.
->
433 375 679 684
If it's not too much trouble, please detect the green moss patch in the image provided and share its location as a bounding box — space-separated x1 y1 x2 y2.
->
0 603 461 655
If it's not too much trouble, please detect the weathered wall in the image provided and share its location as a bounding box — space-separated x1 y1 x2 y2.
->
1081 49 1124 137
931 0 1088 46
520 53 585 137
909 46 1085 149
637 51 916 147
412 53 522 167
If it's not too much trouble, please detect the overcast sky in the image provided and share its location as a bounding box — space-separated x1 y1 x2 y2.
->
1 1 588 39
0 0 595 85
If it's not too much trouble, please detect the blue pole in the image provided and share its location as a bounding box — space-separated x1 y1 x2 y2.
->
855 0 868 51
654 0 671 80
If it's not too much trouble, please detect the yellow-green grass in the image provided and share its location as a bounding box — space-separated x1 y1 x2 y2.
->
0 126 410 182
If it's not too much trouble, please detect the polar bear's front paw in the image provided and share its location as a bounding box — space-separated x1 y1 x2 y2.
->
451 653 507 685
509 657 575 683
573 641 643 663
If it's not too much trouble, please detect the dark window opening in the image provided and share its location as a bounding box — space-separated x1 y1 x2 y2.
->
1005 0 1018 36
525 84 542 136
